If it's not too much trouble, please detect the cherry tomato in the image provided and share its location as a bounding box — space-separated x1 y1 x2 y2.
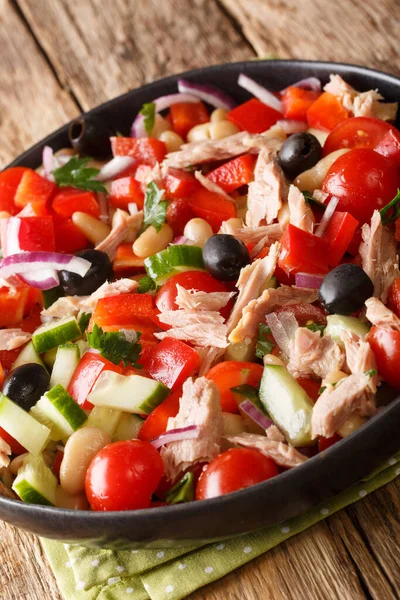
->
205 361 264 413
368 326 400 389
323 117 395 156
85 440 164 511
387 279 400 318
0 427 26 455
322 149 399 224
196 448 278 500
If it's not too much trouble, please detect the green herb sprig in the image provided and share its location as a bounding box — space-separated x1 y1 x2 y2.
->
87 324 142 367
139 102 156 135
142 181 168 232
52 156 107 193
379 189 400 224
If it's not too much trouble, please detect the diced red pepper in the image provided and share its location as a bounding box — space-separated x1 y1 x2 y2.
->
307 92 350 132
17 202 50 217
318 433 341 452
187 188 236 232
52 187 100 218
91 293 156 336
347 226 363 256
141 338 200 391
53 216 89 253
227 98 282 134
0 167 30 215
138 388 182 442
0 426 26 455
109 177 144 210
0 285 31 327
14 170 56 210
111 137 166 165
374 128 400 164
1 216 55 254
296 377 320 403
281 87 321 121
169 101 209 139
67 351 123 410
278 224 329 276
206 154 257 193
166 198 194 237
112 243 145 275
323 211 359 267
163 168 200 199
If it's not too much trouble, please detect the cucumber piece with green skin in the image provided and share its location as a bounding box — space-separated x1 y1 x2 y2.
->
144 244 205 285
112 413 144 441
50 344 80 389
42 346 58 368
12 455 57 506
0 394 50 455
42 286 64 309
259 365 313 446
86 406 122 437
325 315 370 348
32 317 81 353
31 384 87 440
11 341 45 371
88 371 170 415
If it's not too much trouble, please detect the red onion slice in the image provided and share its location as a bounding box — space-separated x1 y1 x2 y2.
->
177 79 236 110
150 425 199 449
170 235 194 246
20 270 60 290
0 252 91 281
280 77 321 94
295 272 325 289
131 93 200 138
42 146 56 181
239 399 274 431
276 120 308 134
128 203 139 215
238 74 282 113
314 196 339 237
96 156 135 182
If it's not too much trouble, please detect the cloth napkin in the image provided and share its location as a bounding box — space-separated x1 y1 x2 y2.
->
41 451 400 600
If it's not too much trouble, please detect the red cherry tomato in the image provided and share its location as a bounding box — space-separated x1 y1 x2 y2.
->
196 448 278 500
368 326 400 389
322 149 399 224
205 361 264 413
85 440 164 511
323 117 396 156
387 279 400 318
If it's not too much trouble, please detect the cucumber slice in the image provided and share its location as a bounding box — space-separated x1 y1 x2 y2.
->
31 385 87 440
325 315 370 348
76 339 89 356
112 413 144 441
0 394 50 455
259 365 313 446
144 244 205 285
50 344 80 389
88 371 170 415
42 347 58 368
86 406 122 437
42 286 64 309
11 341 45 371
32 317 81 353
12 455 57 506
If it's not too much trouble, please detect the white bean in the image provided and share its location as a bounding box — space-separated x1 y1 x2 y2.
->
72 212 111 245
209 120 240 140
322 370 347 386
277 202 290 228
210 108 228 123
9 453 29 475
338 414 367 438
184 218 213 246
307 127 329 146
159 131 184 153
295 149 349 192
151 114 171 138
133 223 173 258
55 485 89 510
187 123 211 143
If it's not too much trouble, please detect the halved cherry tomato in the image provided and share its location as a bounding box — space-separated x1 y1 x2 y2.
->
206 154 257 193
227 98 282 134
138 389 182 442
141 338 200 390
163 168 200 199
322 148 399 224
111 137 166 165
387 279 400 318
52 187 100 218
307 92 349 131
166 198 194 236
109 177 144 210
374 128 400 164
196 448 278 500
368 326 400 389
318 433 341 453
169 101 209 139
0 167 30 214
0 427 26 455
278 224 329 276
205 361 264 413
187 188 236 232
323 117 396 156
281 87 321 121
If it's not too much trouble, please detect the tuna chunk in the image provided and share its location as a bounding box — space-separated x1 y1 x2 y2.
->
0 437 11 469
342 331 377 417
0 481 17 500
196 347 226 376
225 432 307 468
288 185 314 233
0 329 31 351
134 163 163 191
219 221 282 257
287 327 344 379
266 425 286 443
324 74 359 111
95 209 143 260
161 377 223 482
175 285 234 312
360 210 400 302
365 296 400 331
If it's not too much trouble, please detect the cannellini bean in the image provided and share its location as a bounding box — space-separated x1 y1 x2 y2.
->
222 413 246 436
55 486 89 510
184 218 213 246
322 370 347 386
263 354 285 367
209 120 240 140
338 414 367 438
219 217 243 233
295 149 349 192
9 453 29 475
307 128 329 146
159 130 184 153
72 212 111 245
60 427 111 496
210 108 228 122
225 339 256 362
187 123 211 143
151 114 172 138
277 202 290 228
133 223 174 258
0 468 14 488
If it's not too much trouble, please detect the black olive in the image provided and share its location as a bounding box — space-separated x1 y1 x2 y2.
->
319 264 374 315
203 234 250 281
69 115 114 160
278 132 322 179
3 363 50 412
59 250 113 296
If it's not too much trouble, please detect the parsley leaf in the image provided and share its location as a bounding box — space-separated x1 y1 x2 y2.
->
87 324 142 367
365 369 377 377
302 190 326 211
379 189 400 224
78 312 92 334
138 276 156 293
230 384 260 404
256 323 275 359
306 322 325 336
52 156 107 193
319 386 327 395
165 472 194 504
142 181 168 232
139 102 156 135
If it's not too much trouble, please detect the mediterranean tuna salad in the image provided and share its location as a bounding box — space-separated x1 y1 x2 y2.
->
0 72 399 511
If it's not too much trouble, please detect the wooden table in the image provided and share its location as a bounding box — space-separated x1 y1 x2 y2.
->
1 0 400 598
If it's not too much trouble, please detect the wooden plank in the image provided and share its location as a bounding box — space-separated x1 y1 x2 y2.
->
0 0 78 168
220 0 400 75
17 0 254 111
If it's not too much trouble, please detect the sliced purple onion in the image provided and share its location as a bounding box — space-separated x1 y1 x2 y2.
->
42 146 56 181
20 271 60 290
295 272 325 289
280 77 321 94
0 252 91 283
177 79 236 110
96 156 135 182
238 74 282 113
150 425 199 449
276 119 308 134
314 196 339 237
240 400 273 431
131 93 200 138
170 236 194 246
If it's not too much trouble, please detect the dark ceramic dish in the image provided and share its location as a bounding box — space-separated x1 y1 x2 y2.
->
1 60 400 549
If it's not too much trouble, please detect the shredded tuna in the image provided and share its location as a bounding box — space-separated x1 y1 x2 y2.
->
0 480 17 500
161 377 223 482
226 432 307 468
135 163 163 191
311 373 371 438
324 74 358 111
342 331 377 417
360 211 400 302
95 209 143 260
155 311 228 348
175 285 234 312
219 221 282 255
266 425 286 443
287 327 344 379
0 437 11 469
365 296 400 331
0 329 31 351
288 185 314 233
194 171 235 203
196 347 225 376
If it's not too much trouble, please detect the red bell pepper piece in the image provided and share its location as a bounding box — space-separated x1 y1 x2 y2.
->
52 187 100 218
1 216 55 254
109 177 144 210
92 293 156 334
281 87 321 121
206 154 257 193
112 243 145 275
296 377 320 403
68 351 123 410
307 92 350 132
0 426 26 455
111 137 166 165
278 224 329 276
0 285 31 327
346 226 363 256
138 388 182 442
323 211 359 267
141 338 200 391
166 198 194 237
163 168 200 199
374 128 400 164
227 98 282 134
169 101 209 139
187 188 236 232
14 169 56 210
17 202 50 217
0 167 30 215
53 216 89 253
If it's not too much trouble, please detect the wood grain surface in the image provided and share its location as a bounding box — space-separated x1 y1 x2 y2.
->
1 0 400 598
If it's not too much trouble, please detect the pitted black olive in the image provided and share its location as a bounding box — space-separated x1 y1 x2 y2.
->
319 263 374 315
59 249 113 296
278 132 322 179
203 234 250 281
3 363 50 411
69 115 113 160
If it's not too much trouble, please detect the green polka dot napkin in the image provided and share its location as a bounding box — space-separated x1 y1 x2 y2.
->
41 452 400 600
